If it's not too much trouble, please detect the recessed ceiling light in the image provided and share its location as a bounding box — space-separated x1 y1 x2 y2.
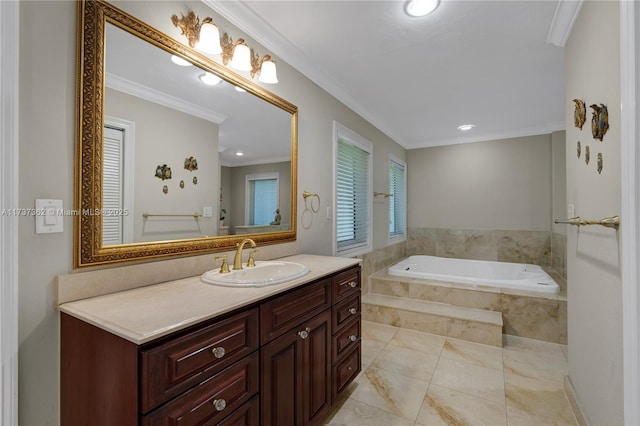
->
457 124 475 131
199 72 222 86
234 86 246 93
405 0 440 17
170 55 192 67
235 151 244 156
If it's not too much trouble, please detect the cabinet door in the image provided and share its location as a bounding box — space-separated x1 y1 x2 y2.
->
261 310 331 426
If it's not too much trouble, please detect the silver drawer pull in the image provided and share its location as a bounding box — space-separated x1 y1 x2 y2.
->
348 307 357 315
349 281 357 288
211 347 225 359
298 327 311 339
349 335 357 342
212 398 226 411
347 366 353 371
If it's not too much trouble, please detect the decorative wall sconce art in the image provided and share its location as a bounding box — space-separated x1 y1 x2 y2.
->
573 99 586 129
590 103 609 141
184 156 198 171
155 164 172 180
577 141 581 158
162 185 168 194
585 146 590 165
597 153 603 174
171 11 278 84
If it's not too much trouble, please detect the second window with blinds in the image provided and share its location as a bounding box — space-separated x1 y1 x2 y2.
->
388 155 407 243
333 121 372 257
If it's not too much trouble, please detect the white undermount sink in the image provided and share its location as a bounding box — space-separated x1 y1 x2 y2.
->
201 261 310 287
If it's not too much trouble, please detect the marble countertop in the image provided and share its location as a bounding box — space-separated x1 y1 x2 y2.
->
58 254 360 345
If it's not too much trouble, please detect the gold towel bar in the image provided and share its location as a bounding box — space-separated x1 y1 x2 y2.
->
374 192 393 198
142 212 202 219
554 215 619 229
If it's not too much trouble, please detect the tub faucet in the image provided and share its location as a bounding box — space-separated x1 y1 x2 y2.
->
233 238 256 270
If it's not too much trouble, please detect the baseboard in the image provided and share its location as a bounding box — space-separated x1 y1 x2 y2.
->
564 375 588 426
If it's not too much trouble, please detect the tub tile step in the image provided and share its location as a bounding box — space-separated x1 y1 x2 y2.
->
362 293 503 347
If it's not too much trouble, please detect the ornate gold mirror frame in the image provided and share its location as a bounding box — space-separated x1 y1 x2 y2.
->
74 0 298 268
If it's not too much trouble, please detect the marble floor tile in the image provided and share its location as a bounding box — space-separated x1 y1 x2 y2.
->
560 344 568 360
503 335 565 360
325 398 415 425
388 328 446 356
440 337 503 370
361 339 386 368
349 366 430 421
371 344 439 381
503 346 568 387
505 373 576 425
430 357 505 404
416 384 507 426
362 320 399 344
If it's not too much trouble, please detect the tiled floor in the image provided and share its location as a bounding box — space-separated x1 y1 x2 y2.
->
325 320 576 426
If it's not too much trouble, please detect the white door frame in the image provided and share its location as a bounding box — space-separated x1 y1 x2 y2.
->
0 0 20 424
620 1 640 424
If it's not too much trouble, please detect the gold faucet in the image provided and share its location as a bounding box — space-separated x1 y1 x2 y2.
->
233 238 256 270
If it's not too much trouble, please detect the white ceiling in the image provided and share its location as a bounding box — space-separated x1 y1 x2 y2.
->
207 0 566 149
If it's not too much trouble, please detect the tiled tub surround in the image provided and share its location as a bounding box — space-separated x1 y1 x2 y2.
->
325 321 576 425
358 241 407 294
407 228 567 277
365 269 567 345
552 231 567 278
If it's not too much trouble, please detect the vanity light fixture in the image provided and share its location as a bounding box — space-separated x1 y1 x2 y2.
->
405 0 440 17
172 11 278 84
457 124 475 131
199 72 222 86
170 55 192 67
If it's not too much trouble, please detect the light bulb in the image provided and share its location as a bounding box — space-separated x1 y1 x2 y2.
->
199 72 222 86
229 44 252 71
196 22 222 54
170 55 192 66
258 60 278 84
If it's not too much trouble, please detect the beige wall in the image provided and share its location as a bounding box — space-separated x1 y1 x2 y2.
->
106 88 220 241
565 1 623 424
17 1 405 424
407 134 553 231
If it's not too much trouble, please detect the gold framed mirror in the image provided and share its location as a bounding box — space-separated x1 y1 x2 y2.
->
74 0 298 268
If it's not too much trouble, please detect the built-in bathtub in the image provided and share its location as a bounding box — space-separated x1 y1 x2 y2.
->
388 255 560 294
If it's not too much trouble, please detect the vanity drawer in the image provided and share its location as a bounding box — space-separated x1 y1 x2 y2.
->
216 395 259 426
332 293 360 333
332 343 361 402
332 316 361 363
260 278 331 344
142 352 259 426
332 267 361 304
141 308 259 412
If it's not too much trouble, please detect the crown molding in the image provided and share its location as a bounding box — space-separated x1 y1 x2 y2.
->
405 120 566 150
105 73 227 124
547 0 584 47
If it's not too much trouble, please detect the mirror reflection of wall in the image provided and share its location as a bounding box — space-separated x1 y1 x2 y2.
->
221 162 291 235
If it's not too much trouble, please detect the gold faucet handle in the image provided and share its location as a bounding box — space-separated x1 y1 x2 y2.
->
247 250 259 267
215 255 230 273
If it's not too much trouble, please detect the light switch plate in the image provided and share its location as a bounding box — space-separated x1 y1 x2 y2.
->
203 206 213 217
35 199 63 234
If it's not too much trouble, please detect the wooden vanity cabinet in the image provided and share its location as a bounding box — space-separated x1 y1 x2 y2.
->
60 264 361 426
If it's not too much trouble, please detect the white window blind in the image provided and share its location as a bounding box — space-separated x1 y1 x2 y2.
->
336 131 372 254
389 156 407 240
103 126 123 245
247 174 278 225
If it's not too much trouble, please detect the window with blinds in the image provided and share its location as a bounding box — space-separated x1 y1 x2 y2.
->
389 156 407 241
246 173 279 225
334 122 372 256
103 126 124 245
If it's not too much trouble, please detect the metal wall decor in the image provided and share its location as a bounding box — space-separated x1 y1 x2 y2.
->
590 104 609 141
170 12 210 48
597 153 603 174
577 141 581 158
585 146 590 164
573 99 586 129
184 156 198 171
155 164 172 180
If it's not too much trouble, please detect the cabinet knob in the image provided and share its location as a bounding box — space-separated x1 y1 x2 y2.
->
349 281 357 288
212 398 226 411
349 307 357 315
211 347 225 359
298 327 311 339
349 334 357 342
